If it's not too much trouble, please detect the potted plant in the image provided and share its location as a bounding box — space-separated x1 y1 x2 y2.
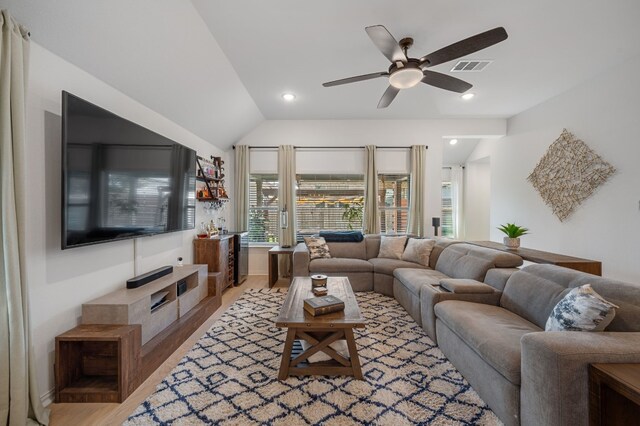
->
497 223 529 249
342 197 364 230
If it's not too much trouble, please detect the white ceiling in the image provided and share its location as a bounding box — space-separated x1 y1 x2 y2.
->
443 139 480 166
2 0 264 150
3 0 640 146
194 0 640 119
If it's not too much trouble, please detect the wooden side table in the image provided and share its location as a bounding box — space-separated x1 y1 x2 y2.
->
55 324 141 403
589 363 640 425
268 245 296 288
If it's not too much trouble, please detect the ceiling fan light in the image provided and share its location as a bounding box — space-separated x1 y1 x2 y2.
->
389 68 423 89
461 93 475 100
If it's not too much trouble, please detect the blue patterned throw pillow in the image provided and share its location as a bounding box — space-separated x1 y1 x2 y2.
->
545 284 619 332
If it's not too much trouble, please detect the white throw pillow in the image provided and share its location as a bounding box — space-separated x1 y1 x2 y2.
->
545 284 619 332
377 235 407 260
402 238 436 266
304 236 331 260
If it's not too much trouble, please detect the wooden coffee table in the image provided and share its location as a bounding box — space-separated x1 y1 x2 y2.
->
274 276 366 380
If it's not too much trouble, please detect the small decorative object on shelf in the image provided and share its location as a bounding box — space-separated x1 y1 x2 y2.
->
497 223 530 249
197 222 208 239
196 155 230 208
177 257 183 267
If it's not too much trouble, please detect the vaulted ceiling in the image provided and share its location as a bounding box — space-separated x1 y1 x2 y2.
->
3 0 640 148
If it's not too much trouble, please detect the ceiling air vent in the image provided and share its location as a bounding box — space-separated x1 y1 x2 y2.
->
450 60 493 72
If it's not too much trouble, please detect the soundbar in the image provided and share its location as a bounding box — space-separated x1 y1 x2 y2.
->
127 265 173 289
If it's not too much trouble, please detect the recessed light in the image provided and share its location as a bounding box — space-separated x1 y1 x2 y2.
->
449 139 458 145
282 93 296 101
461 93 475 100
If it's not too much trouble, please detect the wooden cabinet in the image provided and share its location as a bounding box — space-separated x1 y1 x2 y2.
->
55 324 141 403
194 236 234 290
55 266 222 403
82 265 208 345
590 363 640 425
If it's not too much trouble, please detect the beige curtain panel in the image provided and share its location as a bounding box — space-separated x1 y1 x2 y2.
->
363 145 380 234
278 145 296 247
277 145 296 276
234 145 250 231
408 145 426 237
0 10 49 425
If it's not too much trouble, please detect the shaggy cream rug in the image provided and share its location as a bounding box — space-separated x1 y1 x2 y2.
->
125 289 501 425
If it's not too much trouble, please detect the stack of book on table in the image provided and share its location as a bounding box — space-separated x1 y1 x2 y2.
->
303 295 345 316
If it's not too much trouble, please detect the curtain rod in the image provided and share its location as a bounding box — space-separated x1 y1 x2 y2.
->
443 166 466 169
233 145 427 150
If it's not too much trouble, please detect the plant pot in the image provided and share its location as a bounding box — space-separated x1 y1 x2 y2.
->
503 237 520 249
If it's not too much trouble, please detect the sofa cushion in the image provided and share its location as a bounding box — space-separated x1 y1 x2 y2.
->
402 238 436 266
309 258 373 273
393 268 448 297
365 234 381 259
435 301 542 385
503 264 640 332
428 239 460 269
303 236 331 260
325 240 367 260
378 235 407 259
436 243 523 281
368 258 425 276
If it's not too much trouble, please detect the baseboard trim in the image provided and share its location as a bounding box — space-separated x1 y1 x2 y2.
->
41 388 55 407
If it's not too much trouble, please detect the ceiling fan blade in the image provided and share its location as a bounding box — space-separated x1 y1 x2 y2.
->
420 27 508 67
377 85 400 108
421 70 472 93
365 25 407 63
322 71 388 87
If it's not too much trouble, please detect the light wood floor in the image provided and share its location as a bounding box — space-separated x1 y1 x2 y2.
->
48 275 289 426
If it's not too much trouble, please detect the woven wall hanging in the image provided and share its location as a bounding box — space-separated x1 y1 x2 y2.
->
527 129 615 221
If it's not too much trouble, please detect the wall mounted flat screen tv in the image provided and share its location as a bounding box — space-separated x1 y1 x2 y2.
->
62 91 196 249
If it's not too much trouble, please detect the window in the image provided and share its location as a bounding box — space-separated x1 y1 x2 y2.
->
250 173 411 242
249 174 279 243
441 181 454 237
378 174 410 234
296 174 365 239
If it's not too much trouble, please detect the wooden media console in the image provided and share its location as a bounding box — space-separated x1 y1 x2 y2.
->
55 265 223 403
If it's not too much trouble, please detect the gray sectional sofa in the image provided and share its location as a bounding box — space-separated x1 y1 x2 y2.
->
435 264 640 426
393 242 522 331
293 234 461 295
292 235 640 426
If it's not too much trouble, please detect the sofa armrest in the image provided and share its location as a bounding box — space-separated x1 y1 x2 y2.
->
439 278 495 294
420 284 501 343
520 331 640 426
483 267 520 292
292 243 310 277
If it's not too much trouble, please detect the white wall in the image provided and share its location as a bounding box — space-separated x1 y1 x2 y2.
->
25 43 230 403
470 54 640 282
464 157 491 240
239 119 506 273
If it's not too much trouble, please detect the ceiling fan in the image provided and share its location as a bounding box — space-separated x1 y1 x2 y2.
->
322 25 508 108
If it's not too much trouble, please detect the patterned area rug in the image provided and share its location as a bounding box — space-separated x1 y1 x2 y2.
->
125 289 501 425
